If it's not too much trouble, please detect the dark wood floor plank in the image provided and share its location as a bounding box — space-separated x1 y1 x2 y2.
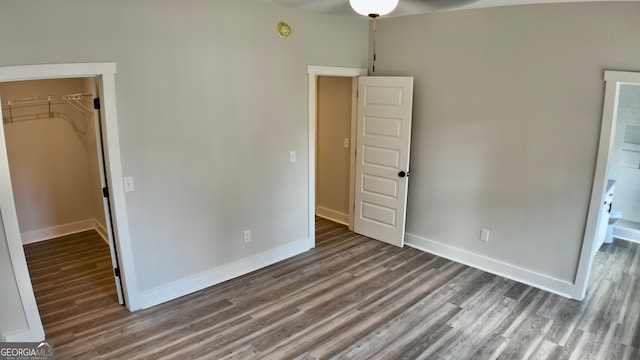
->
23 219 640 359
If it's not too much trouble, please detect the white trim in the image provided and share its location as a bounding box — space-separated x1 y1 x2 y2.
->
4 328 44 342
97 72 139 309
91 78 124 304
613 235 640 244
307 65 367 247
316 206 349 226
0 63 139 341
19 218 110 245
612 226 640 244
20 219 96 245
573 70 640 300
138 237 312 309
604 71 640 84
94 219 109 244
0 63 117 82
406 233 575 298
348 77 358 231
0 98 44 342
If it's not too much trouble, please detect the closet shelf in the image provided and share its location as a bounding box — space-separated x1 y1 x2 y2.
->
1 93 94 123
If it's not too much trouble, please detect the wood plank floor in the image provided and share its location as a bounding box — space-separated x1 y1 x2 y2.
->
24 218 640 359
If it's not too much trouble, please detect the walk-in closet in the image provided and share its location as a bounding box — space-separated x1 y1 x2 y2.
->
0 78 106 242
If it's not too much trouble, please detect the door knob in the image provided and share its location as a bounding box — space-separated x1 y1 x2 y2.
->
398 171 409 178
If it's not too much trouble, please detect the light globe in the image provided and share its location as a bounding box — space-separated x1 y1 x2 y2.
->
349 0 399 17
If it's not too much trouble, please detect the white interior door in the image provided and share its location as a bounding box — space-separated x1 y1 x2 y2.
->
354 76 414 247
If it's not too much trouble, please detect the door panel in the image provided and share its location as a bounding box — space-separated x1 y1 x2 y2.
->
354 76 414 247
362 174 398 198
363 145 400 168
365 116 402 138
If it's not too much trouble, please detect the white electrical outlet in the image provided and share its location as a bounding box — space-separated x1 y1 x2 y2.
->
243 230 251 243
480 229 490 242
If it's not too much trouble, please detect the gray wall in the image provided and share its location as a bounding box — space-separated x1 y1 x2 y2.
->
4 0 639 338
376 2 640 282
0 0 368 336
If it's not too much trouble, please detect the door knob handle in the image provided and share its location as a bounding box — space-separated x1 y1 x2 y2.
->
398 171 409 178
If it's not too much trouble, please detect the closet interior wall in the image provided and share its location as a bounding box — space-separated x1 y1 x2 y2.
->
315 76 353 225
0 78 106 244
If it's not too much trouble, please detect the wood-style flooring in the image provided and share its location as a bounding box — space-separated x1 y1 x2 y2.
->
23 218 640 359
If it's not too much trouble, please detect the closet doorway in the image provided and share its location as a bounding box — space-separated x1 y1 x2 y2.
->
0 78 124 308
0 63 135 341
309 66 415 249
315 75 356 228
308 66 366 243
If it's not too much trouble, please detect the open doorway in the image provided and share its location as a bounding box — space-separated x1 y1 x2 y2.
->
315 76 355 227
307 66 415 249
0 76 123 336
574 70 640 300
306 66 366 246
0 78 109 246
0 63 136 342
608 84 640 242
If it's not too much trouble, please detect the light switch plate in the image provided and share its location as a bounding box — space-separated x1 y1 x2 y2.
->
480 229 490 242
289 151 296 163
123 177 134 192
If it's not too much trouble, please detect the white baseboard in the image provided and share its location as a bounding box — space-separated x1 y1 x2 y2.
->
94 220 109 244
138 237 313 309
613 235 640 244
316 206 349 226
4 326 44 342
21 219 96 245
613 227 640 244
405 233 575 299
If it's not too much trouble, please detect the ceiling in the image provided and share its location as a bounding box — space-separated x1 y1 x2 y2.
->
255 0 635 17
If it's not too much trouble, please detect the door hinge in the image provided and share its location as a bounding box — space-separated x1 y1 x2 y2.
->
114 267 121 277
93 98 101 110
102 186 109 198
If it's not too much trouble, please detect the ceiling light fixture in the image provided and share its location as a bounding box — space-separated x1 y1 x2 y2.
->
349 0 399 73
349 0 399 18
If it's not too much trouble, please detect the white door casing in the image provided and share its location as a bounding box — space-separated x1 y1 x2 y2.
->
307 65 368 247
0 96 46 341
354 76 414 247
573 70 640 300
0 63 138 341
92 80 125 305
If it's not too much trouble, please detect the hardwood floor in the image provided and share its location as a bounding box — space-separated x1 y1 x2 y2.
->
24 218 640 359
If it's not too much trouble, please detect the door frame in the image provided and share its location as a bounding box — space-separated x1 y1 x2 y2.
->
573 70 640 300
307 65 367 246
0 63 139 341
